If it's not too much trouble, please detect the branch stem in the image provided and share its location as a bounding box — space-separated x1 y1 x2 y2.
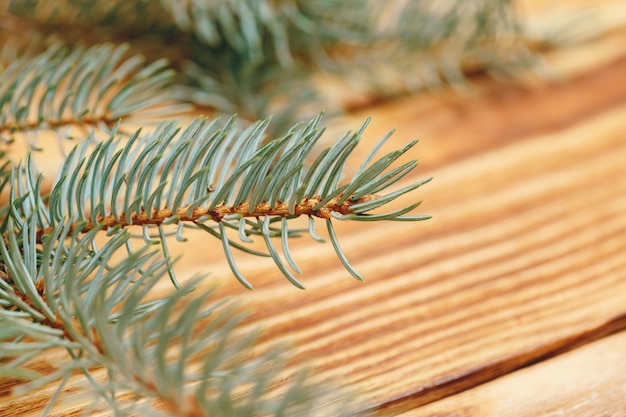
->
36 195 376 240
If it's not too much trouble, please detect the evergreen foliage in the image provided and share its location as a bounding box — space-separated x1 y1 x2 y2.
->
3 0 538 127
0 1 536 415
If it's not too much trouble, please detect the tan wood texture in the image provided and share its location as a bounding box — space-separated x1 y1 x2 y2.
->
3 3 626 416
188 34 626 415
234 33 626 414
409 330 626 417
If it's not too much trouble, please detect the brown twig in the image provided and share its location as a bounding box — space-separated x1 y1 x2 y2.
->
34 195 375 242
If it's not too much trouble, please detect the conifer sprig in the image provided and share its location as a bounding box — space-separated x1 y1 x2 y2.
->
160 0 370 66
3 0 540 128
0 218 335 416
6 114 430 289
0 43 186 148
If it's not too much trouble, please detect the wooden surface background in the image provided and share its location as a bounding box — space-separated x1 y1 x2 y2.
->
2 1 626 416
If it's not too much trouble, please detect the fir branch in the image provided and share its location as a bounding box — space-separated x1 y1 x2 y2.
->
4 1 542 128
0 43 187 148
180 55 321 132
329 0 537 95
160 0 370 67
168 0 372 126
1 218 341 416
177 0 538 126
4 0 177 37
6 114 430 289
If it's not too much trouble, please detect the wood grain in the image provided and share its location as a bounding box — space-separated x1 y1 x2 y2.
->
260 85 626 414
232 44 626 414
408 330 626 417
163 48 626 415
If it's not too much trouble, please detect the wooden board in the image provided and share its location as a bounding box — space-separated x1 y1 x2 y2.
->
251 63 626 414
408 330 626 417
164 33 626 415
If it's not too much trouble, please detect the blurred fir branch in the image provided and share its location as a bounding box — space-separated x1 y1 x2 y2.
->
3 0 548 129
1 219 343 415
0 43 188 149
